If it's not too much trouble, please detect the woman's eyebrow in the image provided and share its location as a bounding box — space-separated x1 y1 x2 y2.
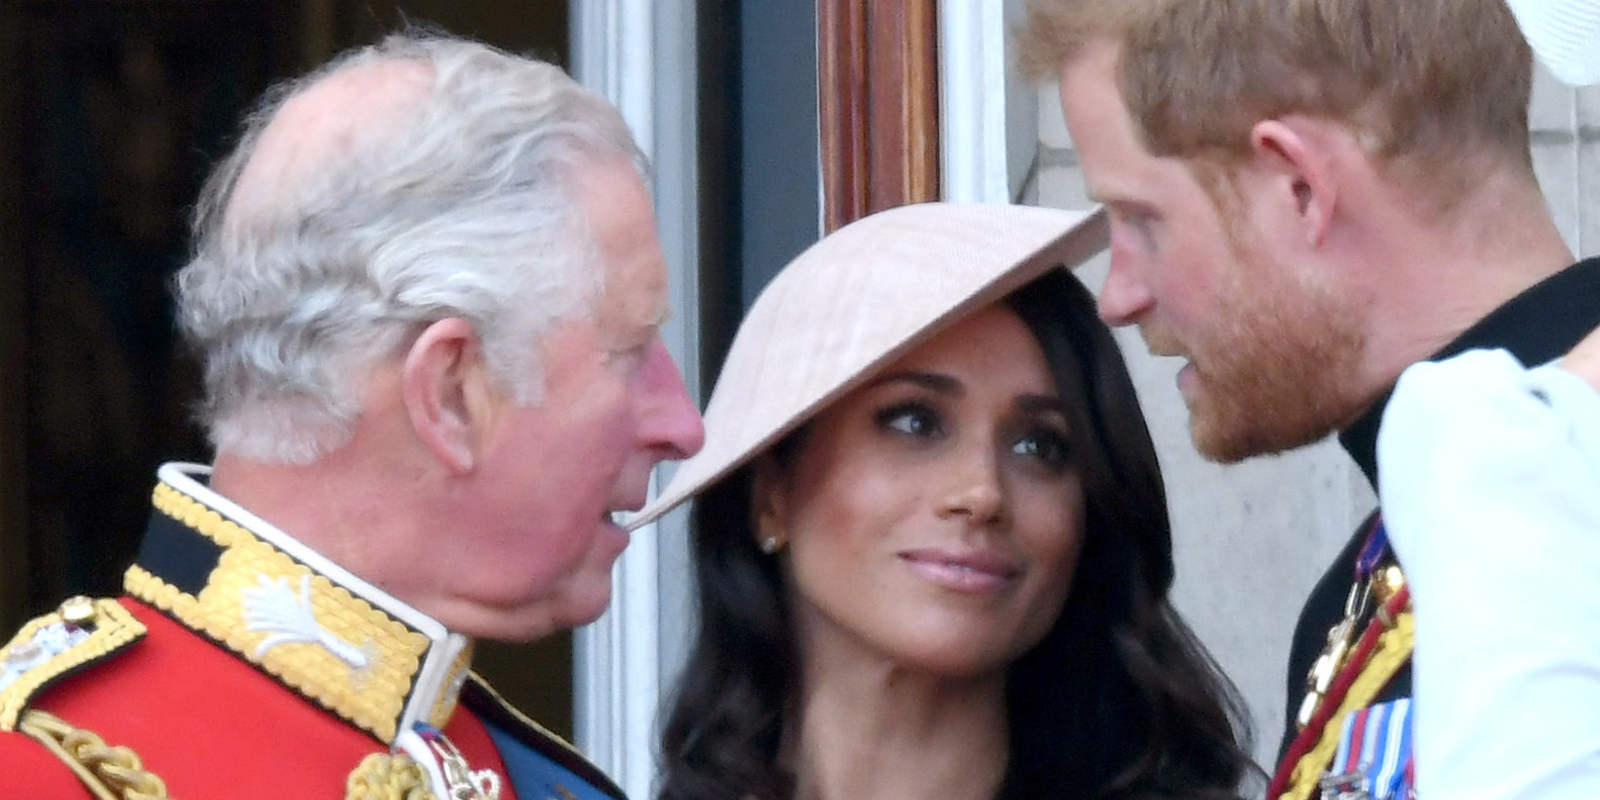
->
1016 394 1070 419
865 370 962 395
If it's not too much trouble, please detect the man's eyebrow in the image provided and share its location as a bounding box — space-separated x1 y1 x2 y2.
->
1086 181 1138 207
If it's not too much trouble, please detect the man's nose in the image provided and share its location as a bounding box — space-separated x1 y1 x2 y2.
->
1097 252 1154 326
637 339 705 460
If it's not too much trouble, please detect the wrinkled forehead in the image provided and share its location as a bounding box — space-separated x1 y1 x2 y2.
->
577 158 669 333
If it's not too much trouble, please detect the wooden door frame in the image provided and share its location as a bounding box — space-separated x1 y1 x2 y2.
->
818 0 941 231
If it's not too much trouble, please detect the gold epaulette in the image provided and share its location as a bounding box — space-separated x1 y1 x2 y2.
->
0 597 146 731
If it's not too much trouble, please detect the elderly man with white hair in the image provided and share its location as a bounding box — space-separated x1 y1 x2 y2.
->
0 32 702 800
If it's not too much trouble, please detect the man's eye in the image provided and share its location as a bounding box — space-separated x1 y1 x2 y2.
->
607 342 648 368
1112 208 1158 250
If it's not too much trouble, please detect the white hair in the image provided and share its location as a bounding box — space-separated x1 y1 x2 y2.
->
176 32 648 464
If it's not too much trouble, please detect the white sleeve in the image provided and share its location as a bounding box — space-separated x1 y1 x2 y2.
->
1377 348 1600 800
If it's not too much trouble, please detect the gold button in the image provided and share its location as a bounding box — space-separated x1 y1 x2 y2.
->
59 596 96 625
1373 565 1407 604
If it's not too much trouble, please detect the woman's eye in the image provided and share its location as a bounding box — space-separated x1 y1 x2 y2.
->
1013 429 1071 471
876 403 941 438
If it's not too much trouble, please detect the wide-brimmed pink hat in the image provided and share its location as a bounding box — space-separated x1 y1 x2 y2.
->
628 202 1108 529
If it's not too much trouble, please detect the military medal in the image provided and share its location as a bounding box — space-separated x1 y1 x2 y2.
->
1318 698 1416 800
394 722 503 800
421 723 502 800
0 598 95 693
1296 520 1390 729
1297 582 1367 728
1270 518 1415 800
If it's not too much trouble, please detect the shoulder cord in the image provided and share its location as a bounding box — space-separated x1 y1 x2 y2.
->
16 709 170 800
345 752 440 800
19 708 444 800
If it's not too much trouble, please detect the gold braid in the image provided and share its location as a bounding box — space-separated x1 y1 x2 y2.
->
17 709 444 800
345 752 439 800
18 710 451 796
17 710 171 800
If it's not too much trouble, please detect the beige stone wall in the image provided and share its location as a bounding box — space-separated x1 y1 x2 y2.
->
1033 64 1599 766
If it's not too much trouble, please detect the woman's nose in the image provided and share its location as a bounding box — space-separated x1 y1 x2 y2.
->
936 441 1006 525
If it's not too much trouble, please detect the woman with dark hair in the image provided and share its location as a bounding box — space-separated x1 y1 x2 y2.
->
629 204 1256 800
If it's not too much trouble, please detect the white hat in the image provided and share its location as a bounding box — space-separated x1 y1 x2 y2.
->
1507 0 1600 86
627 202 1107 530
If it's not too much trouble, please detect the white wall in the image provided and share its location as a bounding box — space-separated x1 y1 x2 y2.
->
1031 64 1600 768
1530 64 1600 254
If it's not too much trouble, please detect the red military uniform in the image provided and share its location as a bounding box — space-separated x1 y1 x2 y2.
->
0 463 625 800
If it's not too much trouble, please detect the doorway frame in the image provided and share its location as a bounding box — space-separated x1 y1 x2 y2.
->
569 3 700 798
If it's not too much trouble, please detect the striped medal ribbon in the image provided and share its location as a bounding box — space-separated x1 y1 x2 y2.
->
1318 698 1416 800
1271 516 1414 800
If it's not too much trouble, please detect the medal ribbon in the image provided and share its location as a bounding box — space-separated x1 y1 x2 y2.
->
1271 515 1413 800
1354 520 1389 582
1324 698 1415 800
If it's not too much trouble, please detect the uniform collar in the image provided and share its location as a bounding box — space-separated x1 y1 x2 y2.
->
125 462 475 745
1340 257 1600 485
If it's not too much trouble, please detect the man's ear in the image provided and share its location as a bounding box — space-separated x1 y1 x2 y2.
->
400 318 498 474
1247 118 1338 246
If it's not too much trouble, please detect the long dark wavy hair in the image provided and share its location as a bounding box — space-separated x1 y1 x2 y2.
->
659 269 1258 799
